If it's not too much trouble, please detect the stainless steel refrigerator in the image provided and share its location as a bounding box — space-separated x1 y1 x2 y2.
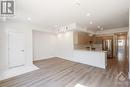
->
102 39 113 58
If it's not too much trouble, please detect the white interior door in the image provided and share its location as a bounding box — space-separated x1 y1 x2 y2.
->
8 32 25 68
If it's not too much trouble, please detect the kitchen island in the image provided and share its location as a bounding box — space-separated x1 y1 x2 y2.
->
72 48 107 69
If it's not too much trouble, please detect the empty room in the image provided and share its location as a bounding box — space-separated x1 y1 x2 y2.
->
0 0 130 87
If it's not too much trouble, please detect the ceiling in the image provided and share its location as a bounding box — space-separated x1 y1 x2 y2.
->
8 0 130 31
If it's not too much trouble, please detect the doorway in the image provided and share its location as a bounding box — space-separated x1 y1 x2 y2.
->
116 33 129 74
117 34 128 60
107 33 129 78
8 32 25 68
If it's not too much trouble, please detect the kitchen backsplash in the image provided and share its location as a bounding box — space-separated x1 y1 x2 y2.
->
74 44 102 51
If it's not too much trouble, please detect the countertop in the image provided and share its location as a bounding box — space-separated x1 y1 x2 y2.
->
74 48 107 53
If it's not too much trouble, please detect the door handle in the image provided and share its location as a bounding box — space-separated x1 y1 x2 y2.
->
21 50 24 52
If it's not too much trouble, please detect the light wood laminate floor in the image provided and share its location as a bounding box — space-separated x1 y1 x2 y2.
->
0 58 129 87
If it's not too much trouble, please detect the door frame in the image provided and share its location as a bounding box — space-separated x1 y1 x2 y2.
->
8 31 25 68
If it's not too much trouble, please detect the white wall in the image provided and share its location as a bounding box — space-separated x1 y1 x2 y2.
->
0 21 34 71
33 31 74 61
33 31 57 61
0 22 8 70
55 32 74 60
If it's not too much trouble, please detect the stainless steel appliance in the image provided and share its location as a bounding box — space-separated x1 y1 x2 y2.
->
102 39 113 58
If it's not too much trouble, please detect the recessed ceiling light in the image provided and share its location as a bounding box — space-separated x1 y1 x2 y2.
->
75 84 88 87
27 17 31 21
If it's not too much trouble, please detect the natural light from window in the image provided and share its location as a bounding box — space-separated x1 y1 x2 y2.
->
74 84 88 87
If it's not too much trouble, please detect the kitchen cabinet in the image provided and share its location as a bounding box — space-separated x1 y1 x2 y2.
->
74 32 92 45
74 32 104 45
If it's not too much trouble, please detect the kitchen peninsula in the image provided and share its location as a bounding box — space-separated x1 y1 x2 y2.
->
73 48 107 69
72 32 107 69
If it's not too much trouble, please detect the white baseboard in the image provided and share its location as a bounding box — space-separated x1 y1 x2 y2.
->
33 57 55 61
0 64 39 81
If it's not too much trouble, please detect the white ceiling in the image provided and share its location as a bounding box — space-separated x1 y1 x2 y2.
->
10 0 130 31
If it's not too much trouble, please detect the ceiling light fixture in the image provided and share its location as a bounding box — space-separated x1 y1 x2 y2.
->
27 17 32 21
57 26 70 33
75 84 88 87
